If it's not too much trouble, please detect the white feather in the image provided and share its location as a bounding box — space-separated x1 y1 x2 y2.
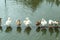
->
41 18 47 26
49 20 53 24
49 20 59 25
5 17 12 26
23 17 31 26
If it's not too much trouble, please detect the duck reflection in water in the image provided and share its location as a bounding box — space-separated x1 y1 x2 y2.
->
24 26 31 35
41 28 47 36
5 26 12 32
17 27 21 33
5 17 12 32
36 27 41 32
49 27 54 36
54 27 59 37
16 19 22 32
0 18 2 31
0 26 2 31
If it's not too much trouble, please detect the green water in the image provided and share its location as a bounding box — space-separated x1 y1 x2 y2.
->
0 0 60 40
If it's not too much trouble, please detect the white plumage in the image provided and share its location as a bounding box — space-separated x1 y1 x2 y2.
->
5 17 12 26
41 18 47 26
53 21 59 24
49 20 53 25
49 20 59 25
23 17 31 26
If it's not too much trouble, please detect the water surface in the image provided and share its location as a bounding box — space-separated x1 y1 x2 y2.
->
0 0 60 40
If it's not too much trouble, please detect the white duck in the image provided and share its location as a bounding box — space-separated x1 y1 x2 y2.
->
5 17 12 26
49 20 59 25
23 17 31 26
53 21 59 25
41 18 47 26
48 20 53 25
